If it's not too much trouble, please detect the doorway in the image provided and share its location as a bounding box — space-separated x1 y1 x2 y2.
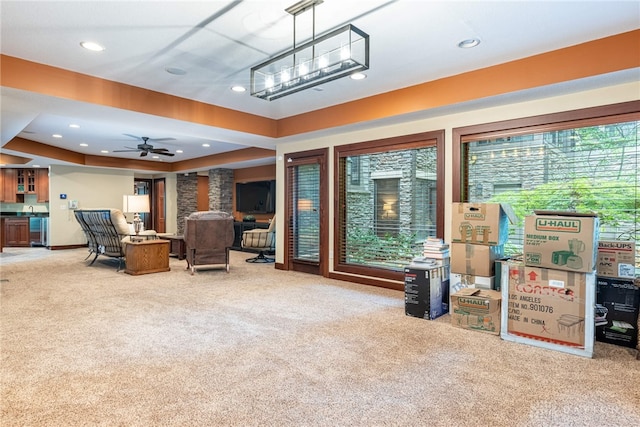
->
134 178 167 233
284 148 328 276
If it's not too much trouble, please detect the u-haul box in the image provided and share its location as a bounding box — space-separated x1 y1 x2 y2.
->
451 203 517 246
523 211 599 273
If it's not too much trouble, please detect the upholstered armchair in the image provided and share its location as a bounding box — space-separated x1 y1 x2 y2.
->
184 211 235 274
241 216 275 263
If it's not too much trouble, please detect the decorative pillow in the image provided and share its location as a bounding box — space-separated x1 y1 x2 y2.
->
110 209 130 235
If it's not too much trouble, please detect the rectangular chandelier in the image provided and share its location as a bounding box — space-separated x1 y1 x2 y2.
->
250 23 369 101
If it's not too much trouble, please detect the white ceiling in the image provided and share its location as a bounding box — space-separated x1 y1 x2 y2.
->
1 0 639 171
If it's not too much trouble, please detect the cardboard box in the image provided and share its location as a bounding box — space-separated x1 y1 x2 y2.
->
450 243 503 276
450 288 502 335
451 203 517 246
450 273 494 290
595 276 639 348
501 261 595 355
523 211 600 273
597 240 636 279
404 264 449 320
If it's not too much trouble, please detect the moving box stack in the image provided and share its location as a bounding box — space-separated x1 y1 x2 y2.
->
405 203 638 359
404 238 450 321
595 240 639 349
501 211 599 357
449 203 516 335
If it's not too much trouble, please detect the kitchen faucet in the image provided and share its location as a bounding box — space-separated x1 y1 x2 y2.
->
29 205 34 213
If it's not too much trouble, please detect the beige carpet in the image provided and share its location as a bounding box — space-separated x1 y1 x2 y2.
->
1 247 639 426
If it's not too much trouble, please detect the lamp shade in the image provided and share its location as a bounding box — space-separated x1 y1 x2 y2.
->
123 194 150 213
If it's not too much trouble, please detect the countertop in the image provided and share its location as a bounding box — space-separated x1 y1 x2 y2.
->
0 212 50 218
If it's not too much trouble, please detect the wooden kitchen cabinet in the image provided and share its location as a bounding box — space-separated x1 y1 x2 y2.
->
1 169 17 203
0 168 49 202
4 217 29 247
36 168 49 202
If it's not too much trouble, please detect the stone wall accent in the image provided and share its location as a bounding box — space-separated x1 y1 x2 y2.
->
208 168 233 214
176 173 198 234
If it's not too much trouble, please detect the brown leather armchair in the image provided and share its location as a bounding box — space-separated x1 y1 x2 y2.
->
184 211 235 274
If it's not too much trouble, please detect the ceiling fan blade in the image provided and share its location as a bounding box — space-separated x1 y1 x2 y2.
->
157 152 175 157
113 149 141 152
123 133 143 140
148 137 176 142
150 148 170 152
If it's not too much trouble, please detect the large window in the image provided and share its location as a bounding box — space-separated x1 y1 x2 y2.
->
335 131 444 283
455 102 639 265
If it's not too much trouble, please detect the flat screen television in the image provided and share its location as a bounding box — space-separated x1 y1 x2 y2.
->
235 180 276 214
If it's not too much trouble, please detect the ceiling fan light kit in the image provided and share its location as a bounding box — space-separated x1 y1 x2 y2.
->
250 0 369 101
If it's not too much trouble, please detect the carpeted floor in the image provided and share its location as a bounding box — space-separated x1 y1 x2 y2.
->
1 247 639 426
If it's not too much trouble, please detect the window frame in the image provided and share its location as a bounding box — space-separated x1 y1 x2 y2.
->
333 130 445 286
452 101 640 202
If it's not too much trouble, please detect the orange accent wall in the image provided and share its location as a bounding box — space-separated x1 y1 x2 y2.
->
197 175 209 211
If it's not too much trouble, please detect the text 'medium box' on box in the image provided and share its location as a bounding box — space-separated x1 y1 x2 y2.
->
451 203 518 246
523 211 599 273
597 240 636 279
450 243 503 277
596 276 639 349
450 288 502 335
500 261 595 358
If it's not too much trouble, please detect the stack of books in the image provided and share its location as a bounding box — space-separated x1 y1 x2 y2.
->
422 237 450 265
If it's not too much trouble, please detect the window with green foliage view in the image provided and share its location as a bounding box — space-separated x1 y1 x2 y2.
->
337 140 439 273
464 120 639 267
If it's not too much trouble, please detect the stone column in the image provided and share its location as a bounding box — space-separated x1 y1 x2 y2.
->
208 168 233 214
176 172 198 234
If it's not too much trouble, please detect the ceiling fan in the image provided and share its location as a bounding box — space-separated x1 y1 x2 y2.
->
113 134 175 157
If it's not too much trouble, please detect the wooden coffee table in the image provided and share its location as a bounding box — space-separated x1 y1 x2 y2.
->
124 239 170 275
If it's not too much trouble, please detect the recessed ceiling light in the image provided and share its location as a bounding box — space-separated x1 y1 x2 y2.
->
80 41 105 52
350 72 366 80
176 149 184 153
231 85 246 93
80 143 88 147
69 124 80 128
165 67 187 76
458 38 481 49
202 143 210 147
152 155 159 159
32 165 40 168
101 150 109 153
52 134 62 138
